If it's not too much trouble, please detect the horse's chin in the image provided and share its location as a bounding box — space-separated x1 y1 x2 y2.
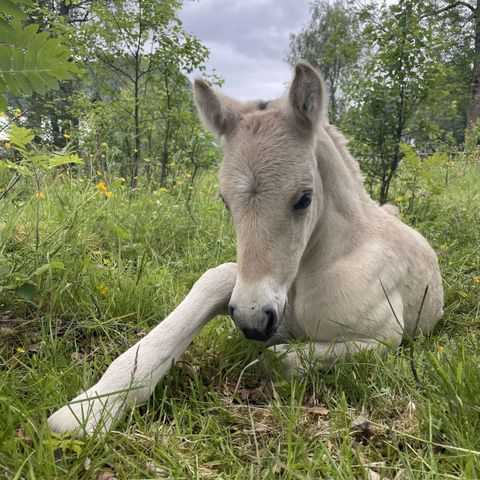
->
240 327 275 342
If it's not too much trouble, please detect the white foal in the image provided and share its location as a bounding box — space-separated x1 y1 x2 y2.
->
48 62 443 435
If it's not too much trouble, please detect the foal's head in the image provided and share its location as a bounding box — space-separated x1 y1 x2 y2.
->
194 62 326 341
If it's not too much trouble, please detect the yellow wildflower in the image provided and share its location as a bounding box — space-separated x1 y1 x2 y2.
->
14 108 21 117
96 181 108 193
395 195 405 203
63 133 71 139
185 173 192 179
188 186 194 190
79 178 84 183
16 347 26 353
5 142 11 149
100 142 108 148
103 258 110 266
0 111 4 117
96 170 103 177
97 283 108 295
458 291 468 299
36 192 46 200
473 276 480 285
436 345 445 354
157 187 169 194
105 191 113 198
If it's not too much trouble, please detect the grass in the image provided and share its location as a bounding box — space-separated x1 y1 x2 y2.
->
0 160 479 479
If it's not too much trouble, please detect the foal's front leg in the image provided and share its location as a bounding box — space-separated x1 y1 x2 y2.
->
269 338 401 379
48 263 237 435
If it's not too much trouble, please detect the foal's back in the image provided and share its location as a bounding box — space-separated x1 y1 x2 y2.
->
326 125 444 337
376 204 444 336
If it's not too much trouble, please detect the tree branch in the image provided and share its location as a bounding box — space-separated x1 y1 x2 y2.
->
108 9 136 58
96 51 135 83
423 1 475 18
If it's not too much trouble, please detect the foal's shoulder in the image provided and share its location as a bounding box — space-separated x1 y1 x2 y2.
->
381 204 400 217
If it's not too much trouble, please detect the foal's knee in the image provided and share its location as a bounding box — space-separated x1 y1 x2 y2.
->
207 262 237 278
193 263 238 314
200 263 237 288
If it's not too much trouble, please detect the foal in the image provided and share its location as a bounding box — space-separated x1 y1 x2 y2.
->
48 62 443 434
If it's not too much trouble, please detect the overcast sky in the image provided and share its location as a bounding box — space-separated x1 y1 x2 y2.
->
179 0 312 102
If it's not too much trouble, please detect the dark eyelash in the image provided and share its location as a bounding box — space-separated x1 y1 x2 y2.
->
293 193 312 210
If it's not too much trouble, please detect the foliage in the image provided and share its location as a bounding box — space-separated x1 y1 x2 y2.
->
0 160 479 477
463 118 480 160
0 0 78 110
3 124 82 176
392 143 449 214
342 0 447 203
64 0 210 188
72 71 219 189
289 0 475 201
423 0 477 130
287 0 364 122
3 0 214 189
0 1 479 476
406 0 474 144
0 124 81 299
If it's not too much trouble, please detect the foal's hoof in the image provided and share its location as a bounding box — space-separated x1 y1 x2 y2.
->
48 389 124 436
264 344 302 380
267 344 322 380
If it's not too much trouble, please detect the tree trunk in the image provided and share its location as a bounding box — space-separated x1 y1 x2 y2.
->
56 1 78 150
379 172 394 205
467 1 480 129
160 121 170 187
131 75 140 189
159 65 172 187
379 139 402 205
51 115 61 148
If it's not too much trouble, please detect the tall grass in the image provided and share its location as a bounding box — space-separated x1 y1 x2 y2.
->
0 161 479 479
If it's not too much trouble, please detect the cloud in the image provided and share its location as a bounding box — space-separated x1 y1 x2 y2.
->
179 0 311 101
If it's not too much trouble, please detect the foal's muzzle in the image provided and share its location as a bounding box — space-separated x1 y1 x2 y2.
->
228 302 278 342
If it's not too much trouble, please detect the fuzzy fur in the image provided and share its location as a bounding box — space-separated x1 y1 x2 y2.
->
48 62 443 435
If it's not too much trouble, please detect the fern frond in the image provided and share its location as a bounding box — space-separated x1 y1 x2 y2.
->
0 12 78 108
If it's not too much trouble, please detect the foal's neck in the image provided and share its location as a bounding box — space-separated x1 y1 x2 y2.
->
305 124 374 264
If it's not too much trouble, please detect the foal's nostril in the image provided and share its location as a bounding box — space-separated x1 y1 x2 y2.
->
264 309 277 334
228 304 236 320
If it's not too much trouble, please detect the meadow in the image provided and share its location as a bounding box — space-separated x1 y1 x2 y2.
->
0 158 479 479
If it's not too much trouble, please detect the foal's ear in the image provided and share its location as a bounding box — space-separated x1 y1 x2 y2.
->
288 61 326 131
193 79 241 139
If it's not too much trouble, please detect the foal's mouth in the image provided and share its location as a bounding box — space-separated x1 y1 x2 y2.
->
275 300 288 335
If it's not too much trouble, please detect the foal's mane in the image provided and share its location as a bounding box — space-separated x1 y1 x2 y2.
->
323 124 365 190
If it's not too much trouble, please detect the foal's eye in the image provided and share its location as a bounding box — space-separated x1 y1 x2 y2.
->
293 194 312 211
